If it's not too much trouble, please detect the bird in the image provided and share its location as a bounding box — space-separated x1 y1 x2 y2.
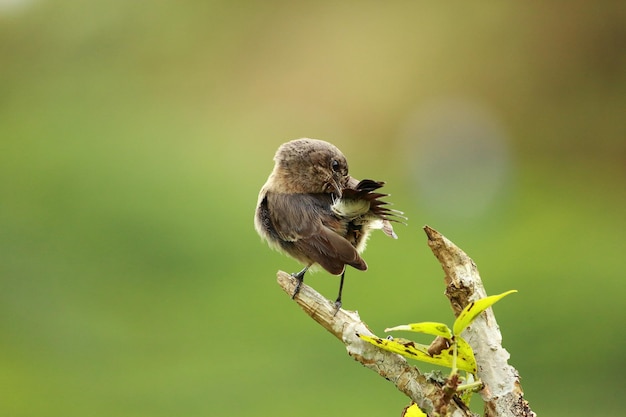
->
254 138 404 310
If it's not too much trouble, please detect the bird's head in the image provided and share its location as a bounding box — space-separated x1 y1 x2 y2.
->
272 138 349 197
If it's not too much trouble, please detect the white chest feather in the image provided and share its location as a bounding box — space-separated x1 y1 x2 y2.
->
331 198 370 219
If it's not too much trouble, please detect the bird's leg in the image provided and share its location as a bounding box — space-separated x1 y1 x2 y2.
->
333 270 346 315
290 265 310 299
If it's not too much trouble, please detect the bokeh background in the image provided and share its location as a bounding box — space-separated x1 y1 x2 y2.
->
1 1 624 416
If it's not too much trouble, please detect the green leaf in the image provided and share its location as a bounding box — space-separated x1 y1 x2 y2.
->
385 322 453 339
359 334 476 373
454 336 477 374
458 383 474 406
359 334 431 360
453 290 517 336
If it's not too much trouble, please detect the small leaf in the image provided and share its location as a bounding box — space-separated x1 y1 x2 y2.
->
457 374 484 406
359 334 431 359
454 336 477 374
458 384 474 406
453 290 517 336
385 322 452 339
402 403 427 417
359 334 476 372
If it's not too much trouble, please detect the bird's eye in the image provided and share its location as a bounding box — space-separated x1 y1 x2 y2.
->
331 159 341 172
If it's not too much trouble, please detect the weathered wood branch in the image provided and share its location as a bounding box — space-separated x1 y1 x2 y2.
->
277 271 474 417
424 226 536 417
276 226 536 417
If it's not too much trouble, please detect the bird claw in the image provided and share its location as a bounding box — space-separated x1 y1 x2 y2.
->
290 275 303 299
333 299 342 316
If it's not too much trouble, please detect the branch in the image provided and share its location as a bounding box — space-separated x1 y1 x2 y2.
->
276 226 536 417
424 226 536 417
277 271 474 417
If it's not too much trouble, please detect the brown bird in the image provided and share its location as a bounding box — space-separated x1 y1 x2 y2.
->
254 138 404 309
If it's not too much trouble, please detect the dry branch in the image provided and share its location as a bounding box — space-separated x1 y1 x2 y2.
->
276 226 536 417
277 271 474 417
424 226 535 417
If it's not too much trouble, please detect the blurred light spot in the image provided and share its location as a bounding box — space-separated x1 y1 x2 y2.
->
401 97 513 218
0 0 37 15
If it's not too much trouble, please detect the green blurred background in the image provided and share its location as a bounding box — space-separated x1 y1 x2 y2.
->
1 1 624 416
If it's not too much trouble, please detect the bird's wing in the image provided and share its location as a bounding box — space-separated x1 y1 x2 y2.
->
295 225 367 275
266 192 367 275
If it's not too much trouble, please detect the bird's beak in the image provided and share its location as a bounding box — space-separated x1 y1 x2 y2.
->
328 178 342 198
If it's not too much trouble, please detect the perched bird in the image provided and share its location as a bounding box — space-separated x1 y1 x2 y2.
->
254 138 403 310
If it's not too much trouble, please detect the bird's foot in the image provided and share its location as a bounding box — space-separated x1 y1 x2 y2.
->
291 276 303 299
333 298 342 316
290 267 308 299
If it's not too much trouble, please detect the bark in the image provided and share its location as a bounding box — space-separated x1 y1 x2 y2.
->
276 270 474 417
275 226 536 417
424 226 535 417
